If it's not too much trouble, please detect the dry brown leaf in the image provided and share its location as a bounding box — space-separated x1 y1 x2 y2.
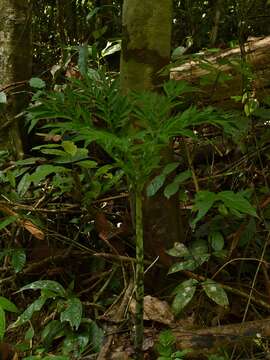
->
22 220 45 240
130 295 174 325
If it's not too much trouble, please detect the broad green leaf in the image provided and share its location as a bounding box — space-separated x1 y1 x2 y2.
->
168 259 198 274
40 149 67 156
218 203 229 216
190 239 208 256
19 280 66 297
11 249 26 273
29 165 68 185
164 170 192 199
15 157 44 166
76 160 97 169
166 243 190 258
146 174 166 197
191 191 217 227
217 191 257 217
209 231 224 251
0 307 5 340
164 180 179 199
171 279 198 315
62 141 78 156
95 164 114 177
202 279 229 307
60 297 82 330
147 163 179 197
17 172 31 196
29 77 46 89
0 297 18 312
0 91 7 104
168 252 210 275
12 296 47 327
162 162 180 176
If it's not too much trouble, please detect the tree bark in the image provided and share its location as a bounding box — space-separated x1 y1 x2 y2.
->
0 0 32 158
120 0 185 267
120 0 172 92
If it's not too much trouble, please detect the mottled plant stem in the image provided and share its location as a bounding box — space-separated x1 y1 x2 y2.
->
135 191 144 360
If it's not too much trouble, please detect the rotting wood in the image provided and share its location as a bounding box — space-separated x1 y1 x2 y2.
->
170 318 270 357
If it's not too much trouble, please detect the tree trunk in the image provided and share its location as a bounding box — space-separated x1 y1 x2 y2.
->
120 0 185 268
120 0 172 92
0 0 32 158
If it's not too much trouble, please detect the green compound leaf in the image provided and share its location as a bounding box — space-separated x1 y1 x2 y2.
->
172 279 198 315
60 297 82 330
217 191 257 218
202 279 229 307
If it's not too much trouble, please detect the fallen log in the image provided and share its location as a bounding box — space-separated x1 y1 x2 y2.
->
170 36 270 109
171 317 270 358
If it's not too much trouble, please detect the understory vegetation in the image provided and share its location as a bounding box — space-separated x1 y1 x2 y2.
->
0 1 270 359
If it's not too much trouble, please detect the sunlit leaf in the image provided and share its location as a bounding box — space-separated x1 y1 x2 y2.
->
0 92 7 104
62 140 78 156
